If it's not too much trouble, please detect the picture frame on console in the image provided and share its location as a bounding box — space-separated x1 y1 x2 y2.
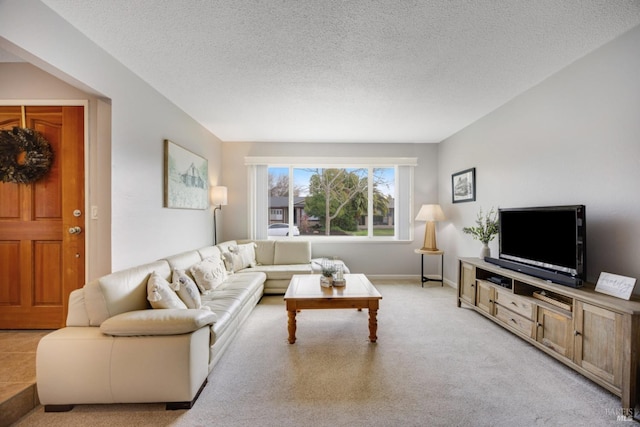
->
452 167 476 203
595 272 637 300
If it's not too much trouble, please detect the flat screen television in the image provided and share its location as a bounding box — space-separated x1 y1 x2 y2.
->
485 205 586 288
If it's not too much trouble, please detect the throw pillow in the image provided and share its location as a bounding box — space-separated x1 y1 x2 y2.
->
147 271 187 310
222 251 244 273
224 242 257 272
189 256 228 293
172 269 210 310
235 242 257 268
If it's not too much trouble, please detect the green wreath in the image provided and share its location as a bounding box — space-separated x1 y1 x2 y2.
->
0 127 54 184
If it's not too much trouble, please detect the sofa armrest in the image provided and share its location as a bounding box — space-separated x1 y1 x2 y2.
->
66 289 90 326
100 309 216 336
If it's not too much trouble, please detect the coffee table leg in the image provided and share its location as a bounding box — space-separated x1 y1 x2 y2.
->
288 310 297 344
368 309 378 343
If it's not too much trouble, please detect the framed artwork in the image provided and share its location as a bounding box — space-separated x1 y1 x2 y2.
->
452 167 476 203
164 139 209 209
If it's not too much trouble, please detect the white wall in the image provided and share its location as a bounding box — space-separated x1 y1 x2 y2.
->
0 0 223 272
438 24 640 290
221 141 439 275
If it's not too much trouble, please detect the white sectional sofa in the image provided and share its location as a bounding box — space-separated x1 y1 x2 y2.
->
36 239 342 411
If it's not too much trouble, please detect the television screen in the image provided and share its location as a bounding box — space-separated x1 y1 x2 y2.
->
499 206 585 278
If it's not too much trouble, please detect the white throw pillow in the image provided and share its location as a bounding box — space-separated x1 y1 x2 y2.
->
224 243 257 272
235 243 257 268
222 251 243 273
172 269 210 310
189 256 228 293
147 271 187 310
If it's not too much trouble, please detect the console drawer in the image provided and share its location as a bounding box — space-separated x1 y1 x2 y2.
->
495 305 535 338
495 288 535 320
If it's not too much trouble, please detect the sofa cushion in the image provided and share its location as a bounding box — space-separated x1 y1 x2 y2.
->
99 309 217 336
201 272 265 341
147 272 188 310
251 240 276 265
172 269 208 310
274 240 311 264
215 240 238 256
190 256 228 293
197 245 224 262
240 264 313 280
84 260 171 326
163 250 202 271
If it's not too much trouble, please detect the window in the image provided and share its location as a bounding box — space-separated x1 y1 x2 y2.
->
246 157 416 241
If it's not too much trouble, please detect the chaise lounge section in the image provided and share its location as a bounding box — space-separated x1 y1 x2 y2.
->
36 239 348 411
229 239 348 294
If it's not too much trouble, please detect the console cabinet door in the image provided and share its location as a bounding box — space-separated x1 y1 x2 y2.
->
476 280 495 315
536 307 573 360
458 262 476 306
574 301 623 390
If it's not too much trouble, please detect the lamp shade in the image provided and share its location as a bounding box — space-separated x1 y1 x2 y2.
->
415 204 445 222
212 186 228 206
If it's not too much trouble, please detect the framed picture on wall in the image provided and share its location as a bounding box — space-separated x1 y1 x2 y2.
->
452 167 476 203
164 139 209 209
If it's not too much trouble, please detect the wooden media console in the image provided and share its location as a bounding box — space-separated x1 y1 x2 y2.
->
457 257 640 418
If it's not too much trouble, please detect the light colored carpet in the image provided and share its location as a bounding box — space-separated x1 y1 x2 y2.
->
15 282 623 426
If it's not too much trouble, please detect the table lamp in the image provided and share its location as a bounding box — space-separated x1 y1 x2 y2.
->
415 204 445 251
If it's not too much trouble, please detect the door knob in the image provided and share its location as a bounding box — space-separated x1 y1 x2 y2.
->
68 226 82 235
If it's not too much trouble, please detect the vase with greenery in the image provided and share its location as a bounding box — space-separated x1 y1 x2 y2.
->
320 258 336 287
462 207 499 258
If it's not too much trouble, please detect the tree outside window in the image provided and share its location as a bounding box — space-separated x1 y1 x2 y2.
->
268 166 394 237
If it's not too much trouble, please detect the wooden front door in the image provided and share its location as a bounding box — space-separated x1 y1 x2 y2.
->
0 106 85 329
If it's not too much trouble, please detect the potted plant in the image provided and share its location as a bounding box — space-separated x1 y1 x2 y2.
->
320 259 336 287
462 207 499 258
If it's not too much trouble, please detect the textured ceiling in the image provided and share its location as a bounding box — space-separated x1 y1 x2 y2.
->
38 0 640 143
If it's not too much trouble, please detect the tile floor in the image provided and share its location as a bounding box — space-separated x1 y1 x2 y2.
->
0 330 50 427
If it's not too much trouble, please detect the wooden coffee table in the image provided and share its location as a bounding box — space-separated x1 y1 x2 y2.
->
284 274 382 344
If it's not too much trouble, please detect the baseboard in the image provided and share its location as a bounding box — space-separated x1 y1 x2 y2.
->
367 274 455 289
367 274 417 281
443 277 456 288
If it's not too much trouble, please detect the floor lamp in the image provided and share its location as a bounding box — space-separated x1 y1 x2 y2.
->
415 204 446 251
212 186 227 244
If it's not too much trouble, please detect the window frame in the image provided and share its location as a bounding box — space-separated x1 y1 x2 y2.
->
246 156 417 242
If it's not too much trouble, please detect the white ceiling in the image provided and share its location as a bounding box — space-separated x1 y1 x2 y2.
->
32 0 640 143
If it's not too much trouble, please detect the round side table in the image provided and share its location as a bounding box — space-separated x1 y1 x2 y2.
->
414 249 444 287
